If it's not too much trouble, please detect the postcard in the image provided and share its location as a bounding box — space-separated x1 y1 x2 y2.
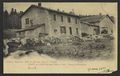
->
3 2 118 74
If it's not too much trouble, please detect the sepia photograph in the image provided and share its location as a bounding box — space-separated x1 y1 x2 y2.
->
3 2 118 73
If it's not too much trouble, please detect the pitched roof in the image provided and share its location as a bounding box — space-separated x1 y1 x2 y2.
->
80 21 96 26
80 15 106 23
20 5 83 18
16 23 45 32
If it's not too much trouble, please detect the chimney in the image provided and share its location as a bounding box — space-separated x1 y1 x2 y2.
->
57 9 60 11
38 3 41 7
14 9 17 14
99 13 102 16
69 9 75 15
19 11 23 15
69 11 72 14
20 11 23 13
69 11 74 15
12 8 14 11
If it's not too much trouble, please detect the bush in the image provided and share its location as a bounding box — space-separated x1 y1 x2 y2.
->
95 38 102 42
32 38 111 59
66 36 83 45
103 35 114 40
3 30 16 39
44 36 62 44
19 39 36 50
88 43 106 50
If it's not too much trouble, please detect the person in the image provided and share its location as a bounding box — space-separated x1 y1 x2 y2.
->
3 39 9 57
21 38 27 46
34 38 39 46
16 38 22 48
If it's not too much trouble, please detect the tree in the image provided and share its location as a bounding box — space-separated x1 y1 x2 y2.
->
3 10 9 29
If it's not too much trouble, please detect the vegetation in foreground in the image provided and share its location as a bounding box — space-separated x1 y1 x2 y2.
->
4 35 114 60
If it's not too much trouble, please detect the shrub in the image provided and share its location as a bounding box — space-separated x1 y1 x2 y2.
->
88 42 106 50
66 36 83 45
44 36 62 44
3 30 16 39
19 39 36 50
95 38 102 42
33 39 111 59
103 35 114 40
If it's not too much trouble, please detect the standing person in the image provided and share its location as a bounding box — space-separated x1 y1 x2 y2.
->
16 38 22 48
3 39 9 57
34 38 39 46
21 38 26 46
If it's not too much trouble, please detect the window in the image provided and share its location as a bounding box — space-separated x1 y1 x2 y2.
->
101 27 108 34
68 17 71 23
60 26 66 34
81 33 88 37
75 18 77 24
111 30 113 33
39 33 42 37
94 26 100 35
61 15 63 22
54 29 57 33
69 27 72 35
53 14 56 21
30 20 33 26
101 29 108 34
76 28 79 35
25 18 29 24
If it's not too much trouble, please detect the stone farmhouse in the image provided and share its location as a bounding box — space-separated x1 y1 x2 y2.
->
16 3 114 40
80 15 114 39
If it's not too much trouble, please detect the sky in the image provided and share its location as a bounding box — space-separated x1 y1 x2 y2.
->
3 2 117 16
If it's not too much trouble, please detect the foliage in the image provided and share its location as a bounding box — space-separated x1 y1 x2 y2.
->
66 36 84 45
103 35 114 40
7 35 113 59
3 30 16 39
44 36 62 44
34 39 113 59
